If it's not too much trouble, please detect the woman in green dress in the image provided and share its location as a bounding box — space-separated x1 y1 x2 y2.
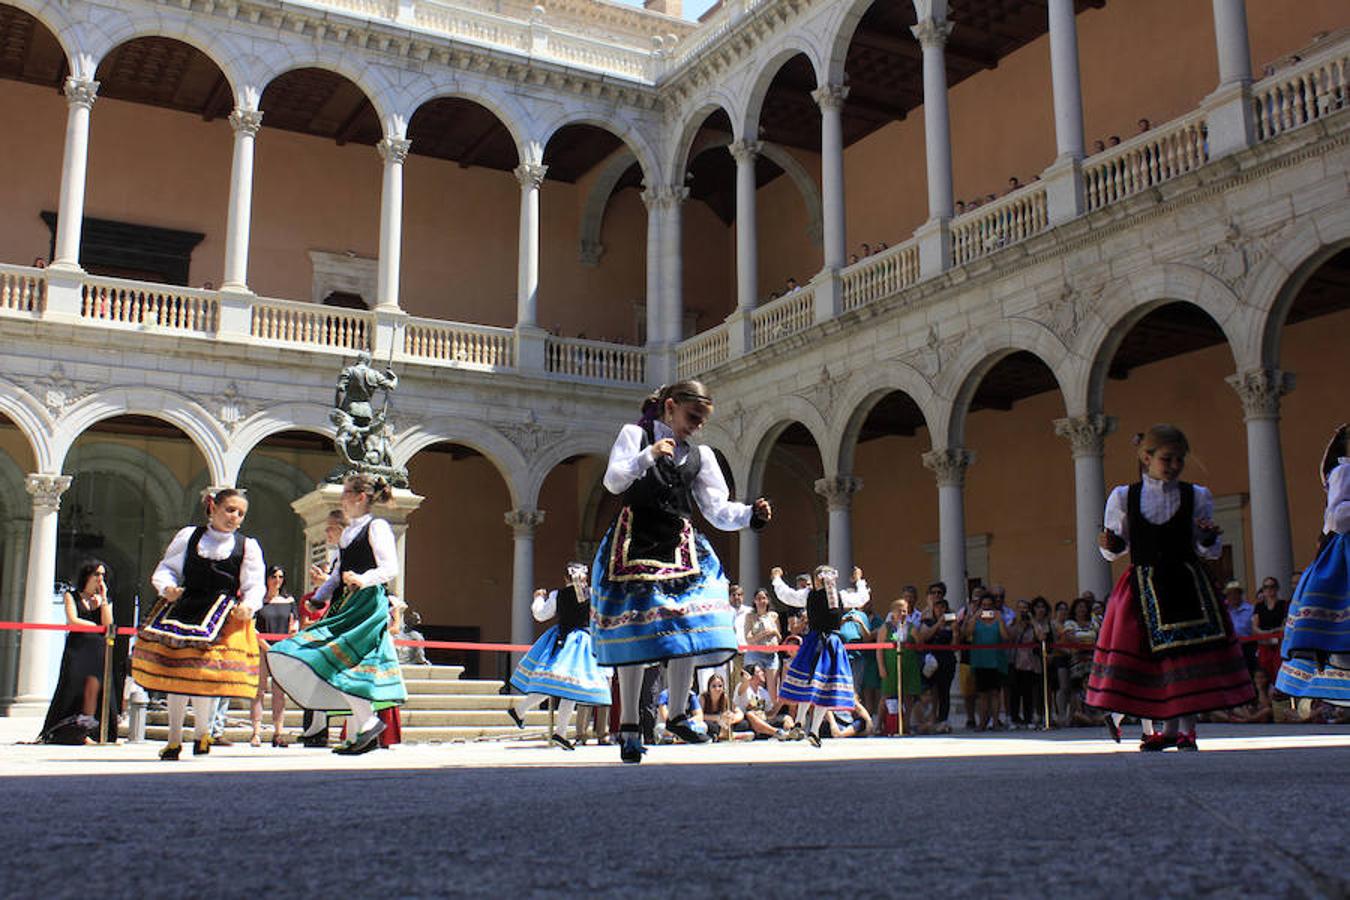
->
268 474 407 755
878 596 923 729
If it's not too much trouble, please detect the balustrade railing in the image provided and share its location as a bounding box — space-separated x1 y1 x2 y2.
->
751 287 814 350
1253 45 1350 141
545 336 646 383
250 296 372 350
546 30 651 78
414 0 535 53
0 264 44 315
403 319 514 369
1083 113 1208 211
676 325 729 379
841 240 920 311
951 184 1049 266
81 278 217 333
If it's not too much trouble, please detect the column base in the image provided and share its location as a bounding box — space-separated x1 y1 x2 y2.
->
1201 80 1256 160
1042 155 1085 224
810 270 841 323
3 697 50 717
42 265 86 321
645 343 676 386
515 324 548 372
915 217 951 281
726 309 754 358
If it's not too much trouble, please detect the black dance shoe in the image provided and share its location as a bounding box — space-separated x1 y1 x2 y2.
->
1105 717 1122 744
1140 732 1175 752
507 706 525 729
549 733 576 751
159 744 182 761
301 731 329 748
806 732 822 748
665 714 711 744
192 737 212 756
618 727 645 764
1175 732 1198 752
333 720 386 756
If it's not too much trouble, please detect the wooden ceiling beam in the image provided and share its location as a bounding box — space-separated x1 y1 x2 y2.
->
334 96 372 146
851 28 999 71
200 73 231 122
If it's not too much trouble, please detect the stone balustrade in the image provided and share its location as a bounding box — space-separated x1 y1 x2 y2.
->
1252 43 1350 141
0 264 44 315
751 285 814 350
950 183 1049 267
841 239 920 312
403 318 514 369
81 276 218 334
544 335 646 384
250 294 372 351
1082 111 1209 212
676 324 729 379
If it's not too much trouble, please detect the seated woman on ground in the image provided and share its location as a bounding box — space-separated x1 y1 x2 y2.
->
699 672 743 741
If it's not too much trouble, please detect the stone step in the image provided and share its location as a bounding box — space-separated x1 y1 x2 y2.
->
405 679 506 695
400 665 466 681
135 720 562 744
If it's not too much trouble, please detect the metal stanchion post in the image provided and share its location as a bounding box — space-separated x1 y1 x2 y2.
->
1040 638 1052 731
895 639 906 737
98 622 115 744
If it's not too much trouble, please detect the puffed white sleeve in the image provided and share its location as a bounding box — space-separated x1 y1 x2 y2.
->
235 537 267 614
312 558 341 603
532 590 558 622
1100 486 1130 561
840 579 870 609
354 518 399 588
1328 463 1350 535
692 446 754 531
1191 485 1222 560
603 424 657 494
151 527 196 596
772 575 809 608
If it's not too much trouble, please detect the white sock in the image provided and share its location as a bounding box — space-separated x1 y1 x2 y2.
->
191 696 214 740
1140 717 1155 735
666 658 695 720
516 693 547 716
302 711 328 738
1160 717 1179 737
618 666 644 727
1109 712 1125 728
554 700 576 737
346 696 378 734
167 694 188 746
1178 715 1196 734
808 705 828 737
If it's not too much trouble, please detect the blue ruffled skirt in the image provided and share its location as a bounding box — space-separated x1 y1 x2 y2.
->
779 631 855 710
510 625 612 705
1276 532 1350 700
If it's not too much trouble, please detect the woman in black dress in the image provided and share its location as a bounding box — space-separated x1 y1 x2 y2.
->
39 559 114 744
251 566 296 747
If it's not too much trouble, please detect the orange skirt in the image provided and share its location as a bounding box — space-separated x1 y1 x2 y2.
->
131 614 260 699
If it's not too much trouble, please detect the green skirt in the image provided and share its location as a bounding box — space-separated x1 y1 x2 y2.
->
881 646 923 697
267 584 407 714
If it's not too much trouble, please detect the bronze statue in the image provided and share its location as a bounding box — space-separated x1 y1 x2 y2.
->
326 351 409 488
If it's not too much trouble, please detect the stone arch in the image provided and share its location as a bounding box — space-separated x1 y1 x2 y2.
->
665 95 740 185
576 150 646 265
235 450 317 501
739 40 825 143
391 420 527 509
821 0 890 86
833 363 938 474
254 51 398 130
1246 205 1350 369
534 111 661 188
0 446 30 521
0 377 55 473
399 83 533 163
1080 263 1250 415
59 439 184 534
744 406 830 498
50 388 228 484
222 403 337 484
939 321 1074 449
85 19 250 102
0 0 85 74
522 431 617 510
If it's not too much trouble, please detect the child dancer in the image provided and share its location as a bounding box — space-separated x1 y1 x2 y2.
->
772 564 870 746
592 380 771 763
268 474 407 756
131 488 264 759
508 563 612 750
1276 425 1350 703
1087 424 1254 750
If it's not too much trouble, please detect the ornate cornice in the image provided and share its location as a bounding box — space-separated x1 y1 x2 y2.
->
63 77 98 109
1053 414 1117 458
229 107 263 137
727 139 762 165
814 475 863 510
641 184 690 210
513 162 548 189
378 137 412 165
504 508 546 534
911 17 954 50
811 84 849 112
1226 368 1295 421
922 448 975 488
26 473 72 512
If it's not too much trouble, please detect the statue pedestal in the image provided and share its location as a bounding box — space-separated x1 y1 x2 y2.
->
292 484 425 599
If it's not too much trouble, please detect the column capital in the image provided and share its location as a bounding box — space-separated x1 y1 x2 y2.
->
1226 368 1295 421
63 76 99 109
814 475 863 511
922 448 975 488
513 161 548 189
727 139 762 165
25 474 72 512
505 508 546 535
911 16 953 49
1054 414 1117 458
811 83 850 112
378 137 412 165
229 107 263 137
640 184 689 210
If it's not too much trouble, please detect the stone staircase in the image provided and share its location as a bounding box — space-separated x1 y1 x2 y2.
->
130 664 569 744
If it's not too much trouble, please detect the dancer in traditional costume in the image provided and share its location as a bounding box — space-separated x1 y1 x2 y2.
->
592 380 771 763
1276 425 1350 703
131 488 264 759
507 563 612 750
38 559 113 744
1087 425 1254 750
268 474 407 756
773 565 870 746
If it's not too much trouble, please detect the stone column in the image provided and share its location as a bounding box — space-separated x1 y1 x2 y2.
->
1202 0 1255 158
911 16 954 277
642 187 663 350
505 509 545 654
52 78 99 269
514 162 548 329
0 518 32 711
1054 414 1116 601
1043 0 1087 222
1212 0 1253 86
13 474 71 711
376 137 412 311
815 475 863 575
1227 369 1296 591
738 527 760 594
729 140 761 313
661 185 689 346
922 449 973 605
221 107 263 292
812 84 849 271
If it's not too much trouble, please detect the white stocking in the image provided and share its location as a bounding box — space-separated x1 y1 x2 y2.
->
167 694 188 746
302 711 328 738
618 665 644 727
554 699 576 737
516 693 547 716
808 704 828 737
666 658 696 720
346 695 377 734
191 696 214 740
1178 715 1196 734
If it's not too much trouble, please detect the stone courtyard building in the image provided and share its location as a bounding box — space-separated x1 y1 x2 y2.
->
0 0 1346 710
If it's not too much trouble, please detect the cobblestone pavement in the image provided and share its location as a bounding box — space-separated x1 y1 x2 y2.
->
2 721 1347 898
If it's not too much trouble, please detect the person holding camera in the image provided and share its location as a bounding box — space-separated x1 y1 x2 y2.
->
1010 597 1050 729
913 592 958 729
963 591 1010 731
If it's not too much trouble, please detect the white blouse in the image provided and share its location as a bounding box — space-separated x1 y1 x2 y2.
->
771 575 870 610
602 421 754 531
313 514 399 602
531 589 559 622
1100 476 1221 562
1325 459 1349 535
152 526 266 614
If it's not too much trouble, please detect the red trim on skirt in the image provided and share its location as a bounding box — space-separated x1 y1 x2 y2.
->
1086 567 1254 718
